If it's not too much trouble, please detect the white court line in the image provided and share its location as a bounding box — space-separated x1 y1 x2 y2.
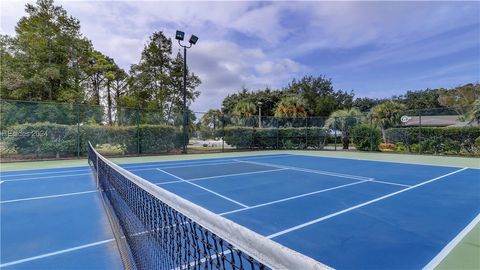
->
423 213 480 269
219 180 371 216
0 168 88 178
0 168 469 267
155 168 288 185
266 167 468 239
157 169 249 208
0 190 97 204
369 180 411 188
0 239 115 268
126 160 239 170
236 159 373 181
121 154 291 169
1 173 90 182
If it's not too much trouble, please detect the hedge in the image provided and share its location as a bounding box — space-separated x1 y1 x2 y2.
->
385 127 480 155
2 122 181 158
351 124 381 151
223 126 327 149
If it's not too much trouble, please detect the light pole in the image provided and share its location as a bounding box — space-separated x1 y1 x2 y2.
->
175 30 198 154
257 102 263 128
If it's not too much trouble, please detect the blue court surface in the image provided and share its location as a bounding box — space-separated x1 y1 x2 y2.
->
1 154 479 269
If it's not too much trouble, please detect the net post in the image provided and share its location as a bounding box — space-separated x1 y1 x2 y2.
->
95 155 99 189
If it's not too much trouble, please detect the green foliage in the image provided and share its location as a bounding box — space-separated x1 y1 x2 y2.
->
223 126 327 150
2 122 76 158
233 101 257 116
351 124 381 151
274 96 308 118
385 127 480 155
396 88 447 111
2 122 180 158
285 75 354 116
222 88 284 116
369 101 407 142
324 108 364 149
438 83 480 117
128 32 200 121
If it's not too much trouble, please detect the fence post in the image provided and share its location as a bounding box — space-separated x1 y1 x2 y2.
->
305 117 308 149
76 104 81 159
136 109 140 155
418 109 422 154
276 117 279 150
334 117 337 151
369 116 374 152
221 114 225 152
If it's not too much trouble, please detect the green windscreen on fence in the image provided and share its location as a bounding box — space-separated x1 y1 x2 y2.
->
1 99 478 161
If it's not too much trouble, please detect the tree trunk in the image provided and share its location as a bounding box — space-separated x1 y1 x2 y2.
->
381 127 386 143
342 135 350 149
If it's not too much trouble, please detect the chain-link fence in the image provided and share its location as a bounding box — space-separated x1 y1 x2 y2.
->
1 99 479 161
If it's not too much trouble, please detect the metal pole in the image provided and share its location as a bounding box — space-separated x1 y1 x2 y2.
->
259 106 262 128
183 46 188 154
221 114 225 152
418 110 422 154
334 117 337 151
136 109 140 155
369 116 374 152
76 104 81 159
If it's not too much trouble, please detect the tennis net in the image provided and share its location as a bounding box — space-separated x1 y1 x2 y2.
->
88 142 329 270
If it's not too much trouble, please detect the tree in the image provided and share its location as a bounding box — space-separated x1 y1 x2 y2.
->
128 32 201 122
353 97 387 112
369 101 406 142
221 87 284 116
399 88 447 110
324 108 364 149
234 101 257 116
3 0 91 102
466 98 480 125
166 52 201 121
285 75 353 116
438 83 480 119
200 109 222 139
274 96 307 118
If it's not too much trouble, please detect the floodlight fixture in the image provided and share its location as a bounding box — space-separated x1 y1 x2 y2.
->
189 35 199 45
175 30 185 41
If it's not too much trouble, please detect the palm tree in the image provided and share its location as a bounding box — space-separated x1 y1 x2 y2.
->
274 96 307 118
233 101 257 116
324 108 364 149
369 101 406 142
466 98 480 125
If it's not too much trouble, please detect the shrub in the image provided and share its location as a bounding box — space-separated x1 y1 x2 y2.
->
2 122 180 158
223 126 327 149
351 124 381 151
385 127 480 155
379 143 396 152
2 122 76 158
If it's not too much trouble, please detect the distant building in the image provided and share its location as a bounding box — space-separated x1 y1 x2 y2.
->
401 115 478 127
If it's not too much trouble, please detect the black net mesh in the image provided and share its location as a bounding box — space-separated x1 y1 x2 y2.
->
88 143 304 270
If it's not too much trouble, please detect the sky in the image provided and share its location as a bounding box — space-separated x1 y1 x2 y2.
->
1 1 479 112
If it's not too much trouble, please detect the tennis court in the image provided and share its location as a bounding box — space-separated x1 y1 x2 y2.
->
1 152 479 269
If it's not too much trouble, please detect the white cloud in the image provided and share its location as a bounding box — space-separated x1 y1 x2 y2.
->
1 0 478 111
